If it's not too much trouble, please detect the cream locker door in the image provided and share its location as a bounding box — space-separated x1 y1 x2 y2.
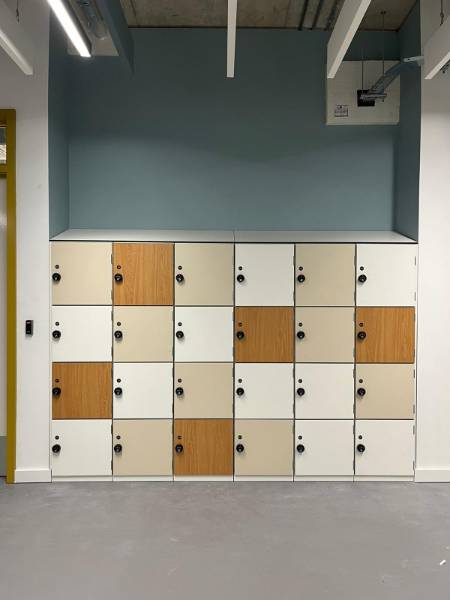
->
174 243 234 306
235 244 294 306
51 420 111 478
295 307 354 363
113 363 172 419
234 364 294 419
174 307 233 362
174 363 233 419
113 306 173 362
51 242 112 305
295 244 355 306
355 364 415 419
51 306 112 362
355 420 415 477
356 244 417 306
295 420 354 477
295 364 354 419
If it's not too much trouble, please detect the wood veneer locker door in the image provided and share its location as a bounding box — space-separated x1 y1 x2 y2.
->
51 242 112 305
173 419 233 476
52 363 112 419
355 308 415 364
355 364 415 419
174 363 233 419
113 242 174 305
234 307 294 363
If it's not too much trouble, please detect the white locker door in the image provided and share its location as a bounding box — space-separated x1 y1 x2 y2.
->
113 363 173 419
51 306 112 362
295 364 354 419
355 420 415 477
51 420 111 478
174 307 233 362
356 244 417 306
295 420 354 477
235 244 294 306
235 364 294 419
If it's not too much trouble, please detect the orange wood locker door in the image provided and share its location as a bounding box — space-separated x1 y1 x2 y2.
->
113 242 174 305
235 307 294 363
355 307 415 363
173 419 233 476
52 363 112 419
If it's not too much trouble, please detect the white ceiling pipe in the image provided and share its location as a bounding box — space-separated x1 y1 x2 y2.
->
227 0 237 78
0 0 33 75
424 14 450 79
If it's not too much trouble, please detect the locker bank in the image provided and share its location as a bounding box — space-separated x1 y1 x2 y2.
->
0 0 450 597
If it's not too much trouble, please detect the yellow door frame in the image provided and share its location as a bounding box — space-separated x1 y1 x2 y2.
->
0 109 16 483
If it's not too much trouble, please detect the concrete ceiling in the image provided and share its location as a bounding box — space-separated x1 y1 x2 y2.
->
119 0 417 30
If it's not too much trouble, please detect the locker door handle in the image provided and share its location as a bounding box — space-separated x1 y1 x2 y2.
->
176 330 184 340
236 330 245 340
296 444 305 454
236 387 244 396
114 444 123 454
297 274 306 283
357 387 366 397
296 387 305 397
296 331 305 340
236 444 245 453
175 444 184 454
236 274 245 283
175 387 184 396
52 387 61 397
356 444 365 453
52 444 61 454
357 331 366 340
114 387 123 396
114 273 123 283
52 272 61 282
176 273 185 283
52 330 61 339
114 330 123 340
358 274 367 283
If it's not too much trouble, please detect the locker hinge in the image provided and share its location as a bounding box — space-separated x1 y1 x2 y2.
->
413 405 416 415
413 425 416 435
111 424 113 434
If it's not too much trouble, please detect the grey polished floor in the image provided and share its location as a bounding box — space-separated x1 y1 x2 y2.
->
0 480 449 599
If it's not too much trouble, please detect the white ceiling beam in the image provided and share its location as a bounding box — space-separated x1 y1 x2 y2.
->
424 15 450 79
227 0 237 78
327 0 371 79
0 0 33 75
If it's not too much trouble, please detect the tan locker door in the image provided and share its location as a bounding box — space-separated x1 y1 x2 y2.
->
174 243 234 306
356 307 415 363
174 363 233 418
235 307 294 363
113 243 173 305
51 242 112 305
113 420 172 477
355 364 415 419
113 306 173 362
234 420 293 476
295 244 355 306
295 307 354 363
173 419 233 476
52 362 112 419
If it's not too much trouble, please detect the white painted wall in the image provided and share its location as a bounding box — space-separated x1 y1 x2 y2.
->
416 0 450 482
0 177 6 439
0 1 50 482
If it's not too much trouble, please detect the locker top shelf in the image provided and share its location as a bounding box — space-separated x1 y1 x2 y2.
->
51 229 416 244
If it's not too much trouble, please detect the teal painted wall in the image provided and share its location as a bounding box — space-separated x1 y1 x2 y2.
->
394 2 421 241
60 29 402 231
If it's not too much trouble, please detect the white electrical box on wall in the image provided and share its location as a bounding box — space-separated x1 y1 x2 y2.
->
326 60 400 126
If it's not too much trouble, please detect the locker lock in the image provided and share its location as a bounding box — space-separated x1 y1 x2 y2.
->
114 444 123 454
236 444 245 453
52 444 61 454
114 387 123 396
236 387 244 396
52 272 61 282
175 387 184 396
114 330 123 340
236 274 245 283
176 330 184 340
236 330 245 340
358 274 367 283
52 330 61 339
357 331 367 340
357 387 366 397
52 387 61 397
175 444 184 454
176 273 185 283
296 330 305 340
114 273 123 283
297 274 306 283
357 444 366 453
296 444 305 454
296 387 305 397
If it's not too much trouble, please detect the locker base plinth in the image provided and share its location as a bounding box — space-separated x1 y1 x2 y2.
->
354 476 414 482
234 476 294 481
113 476 173 482
52 476 113 482
174 475 233 481
294 476 354 482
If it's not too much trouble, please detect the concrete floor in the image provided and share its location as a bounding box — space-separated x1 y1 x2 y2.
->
0 481 449 599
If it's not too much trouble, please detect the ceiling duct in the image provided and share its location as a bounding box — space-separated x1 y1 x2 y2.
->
75 0 108 39
359 56 422 102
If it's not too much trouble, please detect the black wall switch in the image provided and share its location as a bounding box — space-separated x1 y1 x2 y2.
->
25 320 33 335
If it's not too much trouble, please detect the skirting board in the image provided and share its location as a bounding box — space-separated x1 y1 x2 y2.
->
174 476 233 482
113 476 173 482
52 476 113 482
294 476 354 482
415 469 450 483
354 476 414 482
15 468 52 483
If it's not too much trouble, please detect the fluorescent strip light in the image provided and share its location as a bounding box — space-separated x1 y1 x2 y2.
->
47 0 91 58
0 0 34 74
